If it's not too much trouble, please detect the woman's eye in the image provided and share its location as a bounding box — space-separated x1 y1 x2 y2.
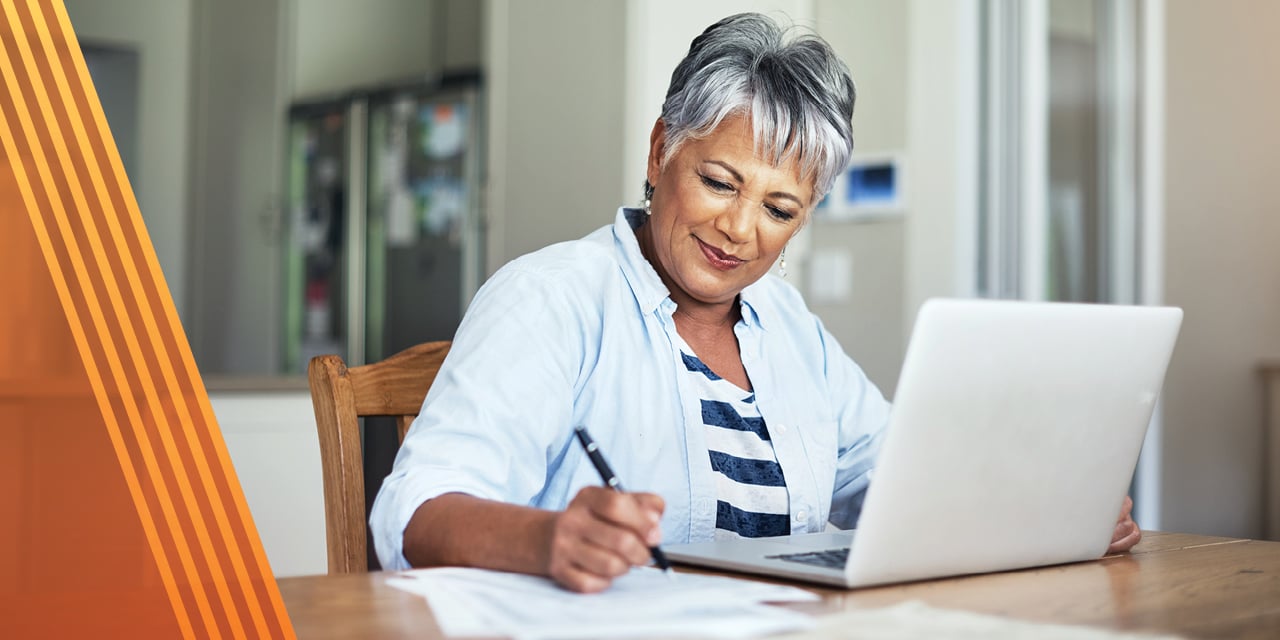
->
700 175 733 193
766 205 795 222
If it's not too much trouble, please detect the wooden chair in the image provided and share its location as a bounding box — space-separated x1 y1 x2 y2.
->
307 341 451 574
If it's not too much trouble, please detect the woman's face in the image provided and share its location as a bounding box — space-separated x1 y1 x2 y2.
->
643 113 814 310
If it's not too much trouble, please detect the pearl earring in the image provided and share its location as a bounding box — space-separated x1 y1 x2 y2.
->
779 246 788 278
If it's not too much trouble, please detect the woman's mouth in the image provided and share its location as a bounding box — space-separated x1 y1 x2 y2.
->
697 238 745 271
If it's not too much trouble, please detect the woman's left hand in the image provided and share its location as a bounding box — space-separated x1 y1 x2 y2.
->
1106 495 1142 553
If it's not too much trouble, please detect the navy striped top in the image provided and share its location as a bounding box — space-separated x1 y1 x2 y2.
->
679 348 791 540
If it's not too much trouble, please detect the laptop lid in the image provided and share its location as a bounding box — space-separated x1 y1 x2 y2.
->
845 298 1182 587
664 298 1182 588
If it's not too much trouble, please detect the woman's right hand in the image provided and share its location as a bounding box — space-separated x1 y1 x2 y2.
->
546 486 665 593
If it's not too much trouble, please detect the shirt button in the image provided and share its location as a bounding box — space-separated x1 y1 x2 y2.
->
775 424 788 435
795 509 807 522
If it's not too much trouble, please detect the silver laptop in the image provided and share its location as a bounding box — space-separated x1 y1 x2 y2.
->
665 298 1183 588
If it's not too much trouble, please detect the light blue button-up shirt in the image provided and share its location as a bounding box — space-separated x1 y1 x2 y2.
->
370 208 892 570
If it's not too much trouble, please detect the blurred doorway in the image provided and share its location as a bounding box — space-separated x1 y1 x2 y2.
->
81 44 139 186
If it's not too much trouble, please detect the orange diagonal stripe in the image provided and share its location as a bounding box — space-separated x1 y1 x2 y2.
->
0 117 198 640
44 0 294 635
17 1 257 636
0 16 196 640
0 0 223 636
0 0 296 636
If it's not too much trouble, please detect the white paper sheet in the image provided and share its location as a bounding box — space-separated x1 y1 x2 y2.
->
773 601 1184 640
387 566 819 639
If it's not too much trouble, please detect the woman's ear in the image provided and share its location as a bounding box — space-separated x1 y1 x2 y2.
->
646 119 666 187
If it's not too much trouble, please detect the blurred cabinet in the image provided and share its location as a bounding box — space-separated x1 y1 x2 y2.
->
207 386 326 577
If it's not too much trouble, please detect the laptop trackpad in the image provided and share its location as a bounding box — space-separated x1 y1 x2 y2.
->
763 531 856 550
687 531 855 555
666 531 856 562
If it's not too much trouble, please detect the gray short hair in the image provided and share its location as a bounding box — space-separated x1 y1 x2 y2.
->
653 13 855 200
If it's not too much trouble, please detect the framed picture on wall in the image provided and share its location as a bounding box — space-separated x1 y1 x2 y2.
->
814 152 905 222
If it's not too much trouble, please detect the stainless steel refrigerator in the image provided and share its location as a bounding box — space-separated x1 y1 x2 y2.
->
283 74 484 374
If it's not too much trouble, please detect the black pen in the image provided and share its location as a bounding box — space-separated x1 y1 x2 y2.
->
573 426 674 575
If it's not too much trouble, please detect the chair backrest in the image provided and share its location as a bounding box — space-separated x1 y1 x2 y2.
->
307 340 451 574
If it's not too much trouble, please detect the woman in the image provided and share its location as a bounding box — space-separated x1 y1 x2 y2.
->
370 13 1141 593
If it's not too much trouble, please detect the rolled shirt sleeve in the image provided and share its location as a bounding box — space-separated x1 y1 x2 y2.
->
369 265 587 570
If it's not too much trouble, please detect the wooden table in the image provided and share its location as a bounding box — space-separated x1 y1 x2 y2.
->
278 532 1280 639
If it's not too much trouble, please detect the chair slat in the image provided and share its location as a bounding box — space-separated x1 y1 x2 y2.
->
396 415 414 446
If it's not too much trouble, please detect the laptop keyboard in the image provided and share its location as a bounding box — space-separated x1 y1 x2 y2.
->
766 547 850 569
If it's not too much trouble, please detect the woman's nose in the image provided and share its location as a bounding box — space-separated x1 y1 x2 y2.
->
713 196 755 243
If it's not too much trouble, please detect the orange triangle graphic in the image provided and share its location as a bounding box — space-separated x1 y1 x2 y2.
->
0 1 294 637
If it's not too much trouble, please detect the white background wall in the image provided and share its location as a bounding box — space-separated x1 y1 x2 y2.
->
483 0 629 273
290 0 434 98
902 0 979 330
810 0 912 395
1160 0 1280 538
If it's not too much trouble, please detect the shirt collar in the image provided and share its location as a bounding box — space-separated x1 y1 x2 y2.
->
613 207 671 315
612 206 770 331
738 284 767 331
